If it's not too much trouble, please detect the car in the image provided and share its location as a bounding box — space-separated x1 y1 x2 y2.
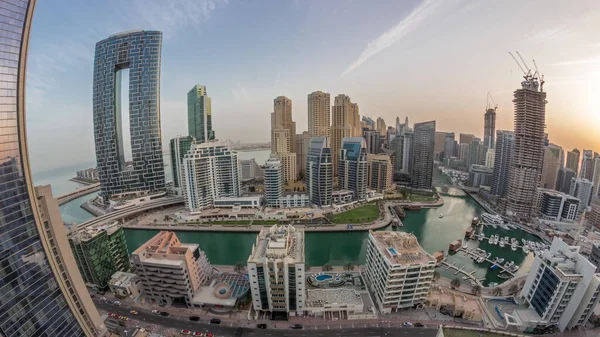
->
114 301 122 306
209 318 221 324
90 294 95 299
402 322 413 327
256 323 267 329
100 297 107 302
179 330 191 335
130 310 138 315
152 310 160 314
159 311 170 317
415 323 424 327
107 312 115 318
121 316 129 321
189 316 200 321
114 314 121 319
192 333 205 336
290 324 303 329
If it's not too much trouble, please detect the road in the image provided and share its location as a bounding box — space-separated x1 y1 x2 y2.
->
95 300 439 337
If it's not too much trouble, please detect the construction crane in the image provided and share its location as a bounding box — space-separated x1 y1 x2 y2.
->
509 51 544 91
509 52 529 78
532 59 545 91
486 92 498 112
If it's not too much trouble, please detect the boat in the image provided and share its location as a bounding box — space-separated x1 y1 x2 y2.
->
487 252 492 259
491 264 498 270
462 276 469 280
462 243 468 249
480 213 504 225
479 234 485 241
522 246 529 254
511 243 517 251
472 217 479 225
488 282 499 287
499 239 505 248
500 224 510 230
439 214 444 218
497 258 504 264
488 236 493 244
493 235 499 245
521 239 527 245
498 273 512 279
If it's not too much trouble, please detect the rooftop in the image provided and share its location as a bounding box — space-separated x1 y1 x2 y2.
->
306 288 363 308
132 231 199 260
69 220 120 243
109 271 138 288
248 224 304 263
369 231 435 265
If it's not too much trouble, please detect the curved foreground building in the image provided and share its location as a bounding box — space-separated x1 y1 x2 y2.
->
0 1 103 336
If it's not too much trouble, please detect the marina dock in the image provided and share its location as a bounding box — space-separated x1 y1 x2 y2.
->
441 261 485 287
459 248 515 277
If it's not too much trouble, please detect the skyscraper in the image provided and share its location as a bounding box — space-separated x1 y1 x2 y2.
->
187 84 214 142
491 130 515 196
264 156 284 207
307 91 330 138
505 73 547 218
170 136 195 189
540 144 562 189
591 157 600 198
271 96 297 183
411 121 436 190
339 138 368 200
331 94 360 174
580 149 594 181
434 131 446 159
570 178 593 214
367 154 393 192
306 136 333 206
467 137 485 170
363 130 381 154
459 133 475 145
376 117 386 135
295 131 310 176
443 132 455 161
556 167 576 194
93 30 165 199
483 107 496 149
0 2 105 335
566 149 580 176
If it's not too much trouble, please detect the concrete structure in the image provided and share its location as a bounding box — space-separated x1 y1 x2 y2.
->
566 149 580 176
468 164 493 188
590 197 600 230
459 143 470 167
191 272 250 310
76 167 99 182
364 130 381 154
376 117 386 135
276 194 311 208
427 289 483 321
132 231 213 307
401 131 414 175
556 167 577 194
535 188 579 222
580 149 594 181
484 107 496 149
247 225 305 318
367 154 393 193
569 178 592 214
459 133 475 145
188 84 214 143
444 132 456 161
109 271 141 299
591 158 600 198
35 186 107 336
364 231 435 313
467 137 486 169
305 288 368 319
541 144 563 189
306 136 333 206
183 141 241 212
485 148 495 168
411 121 436 190
68 220 130 290
240 158 261 181
271 96 297 183
170 136 195 189
505 74 547 219
93 30 165 199
338 137 368 200
296 131 310 175
434 131 446 159
331 94 360 174
213 196 264 208
307 91 330 139
274 152 297 184
264 156 284 207
507 238 600 333
332 190 355 204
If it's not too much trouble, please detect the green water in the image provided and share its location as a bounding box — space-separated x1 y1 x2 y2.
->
124 186 542 286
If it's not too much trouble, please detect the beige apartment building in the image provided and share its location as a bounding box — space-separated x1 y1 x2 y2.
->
367 154 393 192
271 96 297 183
296 131 310 175
308 91 330 138
331 94 360 174
35 185 107 337
132 231 212 307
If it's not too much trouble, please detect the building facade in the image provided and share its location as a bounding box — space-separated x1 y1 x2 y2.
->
240 158 261 181
69 221 130 290
591 157 600 199
264 157 284 207
569 178 593 214
93 30 165 199
367 154 393 193
188 84 214 143
556 167 576 194
459 133 475 145
307 91 330 139
76 168 99 182
338 137 368 200
132 232 213 307
566 149 580 176
364 130 381 154
170 136 195 189
484 107 496 149
589 197 600 230
505 75 547 219
331 94 360 174
411 121 436 190
364 231 435 314
306 136 333 206
0 2 99 335
580 150 594 181
247 225 305 318
444 132 456 161
541 144 562 189
536 189 579 222
271 96 297 182
296 131 310 176
183 142 241 212
468 165 494 188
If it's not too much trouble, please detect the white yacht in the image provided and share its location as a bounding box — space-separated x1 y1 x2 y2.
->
480 213 504 225
522 245 529 254
499 239 505 248
479 234 485 241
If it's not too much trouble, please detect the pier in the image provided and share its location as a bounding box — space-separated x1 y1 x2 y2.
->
469 233 532 253
441 261 483 287
459 248 515 277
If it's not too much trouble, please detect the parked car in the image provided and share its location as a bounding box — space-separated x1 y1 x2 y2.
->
130 310 138 315
256 323 267 329
179 330 191 335
209 318 221 324
152 310 159 314
192 332 205 336
189 316 200 321
121 316 129 321
402 322 413 327
290 324 303 329
107 312 115 318
159 311 170 317
100 297 107 302
415 323 424 327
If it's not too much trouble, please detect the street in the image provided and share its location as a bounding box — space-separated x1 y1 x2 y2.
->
95 300 439 337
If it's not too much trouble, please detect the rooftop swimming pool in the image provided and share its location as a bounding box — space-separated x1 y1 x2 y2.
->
315 274 333 281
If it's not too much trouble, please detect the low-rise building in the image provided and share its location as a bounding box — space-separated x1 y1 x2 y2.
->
213 196 264 209
364 231 436 313
109 271 141 299
247 225 305 319
332 190 354 204
76 167 99 182
305 288 366 319
132 231 213 307
276 194 310 208
506 238 600 333
68 221 130 290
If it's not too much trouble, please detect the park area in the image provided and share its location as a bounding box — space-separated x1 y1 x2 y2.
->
331 204 380 224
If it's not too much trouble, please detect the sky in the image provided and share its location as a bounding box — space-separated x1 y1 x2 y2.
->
26 0 600 173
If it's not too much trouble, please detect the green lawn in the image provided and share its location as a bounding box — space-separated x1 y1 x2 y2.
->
331 204 380 224
442 328 506 337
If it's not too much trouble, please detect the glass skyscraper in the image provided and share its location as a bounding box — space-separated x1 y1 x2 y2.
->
170 135 195 189
0 1 87 336
93 30 165 199
188 84 214 143
306 136 333 206
338 137 367 200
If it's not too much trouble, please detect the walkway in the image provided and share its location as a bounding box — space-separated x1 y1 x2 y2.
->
56 182 100 205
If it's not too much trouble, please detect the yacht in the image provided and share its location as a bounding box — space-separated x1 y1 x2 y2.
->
493 235 499 245
500 223 510 230
511 242 517 251
480 213 504 225
499 239 505 248
479 234 485 241
488 235 493 244
521 238 527 245
522 245 529 254
439 214 444 218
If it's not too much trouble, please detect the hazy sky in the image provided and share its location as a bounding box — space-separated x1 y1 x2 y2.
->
26 0 600 172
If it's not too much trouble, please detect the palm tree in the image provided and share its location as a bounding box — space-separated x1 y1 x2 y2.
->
471 285 482 296
508 284 520 296
433 271 441 281
450 278 461 289
344 263 355 271
305 265 311 271
491 287 503 296
234 263 245 274
323 263 332 272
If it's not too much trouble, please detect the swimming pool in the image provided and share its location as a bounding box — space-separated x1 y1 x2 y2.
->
315 274 333 281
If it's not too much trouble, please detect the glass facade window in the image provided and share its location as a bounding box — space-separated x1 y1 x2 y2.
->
530 267 560 317
93 30 165 199
0 1 85 336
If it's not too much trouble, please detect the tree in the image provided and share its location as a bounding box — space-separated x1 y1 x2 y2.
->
344 263 355 271
491 287 503 296
400 186 408 199
508 284 520 296
433 271 441 281
323 263 332 272
234 263 245 274
450 278 461 289
471 285 482 296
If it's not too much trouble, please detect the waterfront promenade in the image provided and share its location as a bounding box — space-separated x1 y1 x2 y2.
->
56 182 100 205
